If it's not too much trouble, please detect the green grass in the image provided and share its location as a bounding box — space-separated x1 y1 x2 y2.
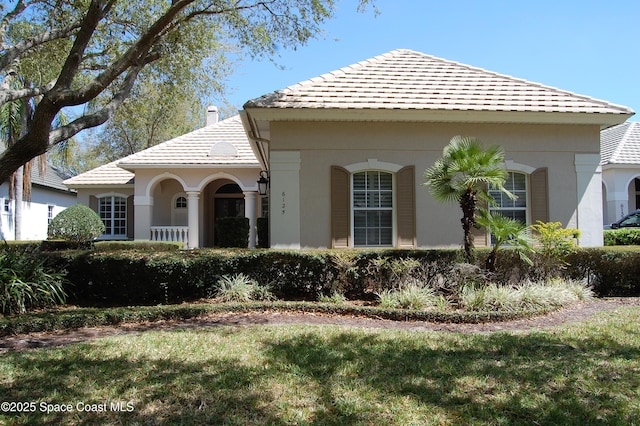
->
1 307 640 425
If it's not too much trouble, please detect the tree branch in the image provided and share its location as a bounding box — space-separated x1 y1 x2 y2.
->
0 22 83 71
48 59 147 146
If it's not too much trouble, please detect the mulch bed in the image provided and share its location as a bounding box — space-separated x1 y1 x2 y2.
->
1 298 639 353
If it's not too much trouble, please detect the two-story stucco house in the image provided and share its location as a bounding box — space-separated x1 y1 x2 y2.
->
65 49 634 248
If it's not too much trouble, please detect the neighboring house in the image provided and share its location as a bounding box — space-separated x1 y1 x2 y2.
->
66 49 634 248
0 164 77 240
601 122 640 225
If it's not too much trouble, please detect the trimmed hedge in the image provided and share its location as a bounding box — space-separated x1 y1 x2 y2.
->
604 228 640 246
0 301 556 337
40 246 640 307
215 217 250 248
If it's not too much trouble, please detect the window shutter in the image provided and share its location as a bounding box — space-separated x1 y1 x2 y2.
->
530 167 549 224
127 195 134 239
89 195 98 212
396 166 416 248
331 166 350 248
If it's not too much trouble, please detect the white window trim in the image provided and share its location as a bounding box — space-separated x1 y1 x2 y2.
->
489 171 530 224
350 170 396 248
97 194 128 239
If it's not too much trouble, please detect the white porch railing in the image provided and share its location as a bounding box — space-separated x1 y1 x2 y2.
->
150 226 189 248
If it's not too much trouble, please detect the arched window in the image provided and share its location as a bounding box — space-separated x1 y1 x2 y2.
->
99 196 127 237
175 196 187 209
352 171 393 247
489 172 528 223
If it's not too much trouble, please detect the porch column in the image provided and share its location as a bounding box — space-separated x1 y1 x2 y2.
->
243 191 258 248
186 191 200 249
134 196 153 241
270 151 301 249
575 154 603 247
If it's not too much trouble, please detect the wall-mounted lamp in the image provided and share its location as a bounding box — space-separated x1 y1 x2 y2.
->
257 170 270 196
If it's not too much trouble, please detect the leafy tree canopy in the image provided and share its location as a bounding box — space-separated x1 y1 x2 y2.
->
0 0 376 183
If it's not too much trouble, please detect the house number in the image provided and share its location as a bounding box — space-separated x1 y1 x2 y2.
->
281 191 286 215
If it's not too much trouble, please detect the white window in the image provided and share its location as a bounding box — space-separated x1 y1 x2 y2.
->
352 171 393 247
47 205 54 224
2 198 10 214
99 196 127 236
489 172 528 223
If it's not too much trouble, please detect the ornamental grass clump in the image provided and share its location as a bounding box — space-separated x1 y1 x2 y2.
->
215 273 275 302
377 280 449 310
460 279 593 312
0 245 67 315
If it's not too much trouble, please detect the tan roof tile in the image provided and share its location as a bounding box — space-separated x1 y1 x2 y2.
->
64 115 257 187
118 115 257 167
245 49 634 116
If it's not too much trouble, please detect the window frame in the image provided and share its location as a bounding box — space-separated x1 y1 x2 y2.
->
350 170 395 248
98 195 128 238
488 171 530 225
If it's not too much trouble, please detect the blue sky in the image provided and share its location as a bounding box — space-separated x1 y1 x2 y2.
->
219 0 640 118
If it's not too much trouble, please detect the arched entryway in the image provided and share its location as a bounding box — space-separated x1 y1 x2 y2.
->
203 179 245 247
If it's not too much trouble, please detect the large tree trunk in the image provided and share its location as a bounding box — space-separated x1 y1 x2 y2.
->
460 189 477 262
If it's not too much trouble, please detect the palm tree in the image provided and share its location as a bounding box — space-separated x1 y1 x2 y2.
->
424 135 513 261
475 209 534 272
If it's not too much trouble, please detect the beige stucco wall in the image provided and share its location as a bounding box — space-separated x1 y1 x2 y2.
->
268 121 601 248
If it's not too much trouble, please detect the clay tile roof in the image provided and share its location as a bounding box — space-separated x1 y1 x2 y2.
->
245 49 633 115
64 115 257 187
601 122 640 165
117 115 257 167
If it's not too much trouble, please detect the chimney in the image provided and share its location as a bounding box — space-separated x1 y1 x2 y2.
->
206 105 219 126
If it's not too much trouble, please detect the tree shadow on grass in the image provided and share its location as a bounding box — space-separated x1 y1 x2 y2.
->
0 337 282 425
265 329 640 425
1 319 639 425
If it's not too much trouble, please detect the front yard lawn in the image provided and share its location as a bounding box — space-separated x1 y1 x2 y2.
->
1 305 639 425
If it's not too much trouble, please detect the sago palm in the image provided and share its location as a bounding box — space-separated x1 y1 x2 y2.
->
476 209 534 272
424 135 513 260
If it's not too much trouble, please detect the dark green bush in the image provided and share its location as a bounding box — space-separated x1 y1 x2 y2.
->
257 217 269 248
48 204 105 244
565 248 640 296
604 229 640 246
42 246 640 307
215 217 250 248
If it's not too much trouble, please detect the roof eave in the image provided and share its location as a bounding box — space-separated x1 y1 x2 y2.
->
244 107 634 132
63 183 135 190
117 162 260 171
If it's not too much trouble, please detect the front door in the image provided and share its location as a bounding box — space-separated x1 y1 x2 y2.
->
213 184 244 246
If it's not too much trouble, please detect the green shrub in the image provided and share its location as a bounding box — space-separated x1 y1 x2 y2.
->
48 204 105 244
41 246 640 307
257 217 269 248
0 245 67 314
530 221 580 278
215 217 250 248
604 228 640 246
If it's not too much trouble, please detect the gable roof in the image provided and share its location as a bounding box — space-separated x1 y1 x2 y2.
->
64 115 258 188
117 115 258 169
244 49 633 127
601 122 640 165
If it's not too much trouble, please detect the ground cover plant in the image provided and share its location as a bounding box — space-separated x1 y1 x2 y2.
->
1 306 639 425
